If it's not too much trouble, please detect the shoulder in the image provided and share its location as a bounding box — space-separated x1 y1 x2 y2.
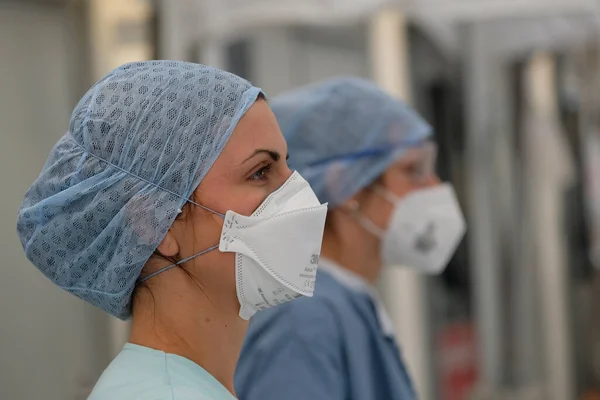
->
170 387 233 400
91 388 227 400
313 268 354 301
88 386 173 400
90 345 234 400
291 268 358 326
91 382 231 400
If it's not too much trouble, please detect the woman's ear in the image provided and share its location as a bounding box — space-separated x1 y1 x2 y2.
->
156 231 179 258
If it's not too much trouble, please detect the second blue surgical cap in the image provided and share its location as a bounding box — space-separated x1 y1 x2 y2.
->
271 77 432 207
16 61 263 319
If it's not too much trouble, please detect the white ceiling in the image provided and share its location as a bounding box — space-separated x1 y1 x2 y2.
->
195 0 600 56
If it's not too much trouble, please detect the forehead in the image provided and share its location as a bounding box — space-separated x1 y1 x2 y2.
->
217 101 287 163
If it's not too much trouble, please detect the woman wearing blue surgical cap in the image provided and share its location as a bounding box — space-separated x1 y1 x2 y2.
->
235 77 466 400
16 61 327 400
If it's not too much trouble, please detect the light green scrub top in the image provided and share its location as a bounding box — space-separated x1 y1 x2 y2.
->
89 343 237 400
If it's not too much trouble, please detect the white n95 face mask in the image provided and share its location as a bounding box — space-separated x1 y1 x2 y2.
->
375 183 466 274
219 171 328 320
350 183 465 274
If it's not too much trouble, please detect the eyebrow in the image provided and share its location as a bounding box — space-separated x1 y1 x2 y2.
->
242 149 289 164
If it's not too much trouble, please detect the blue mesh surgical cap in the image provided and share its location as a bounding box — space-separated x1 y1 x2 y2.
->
271 77 432 207
16 61 263 319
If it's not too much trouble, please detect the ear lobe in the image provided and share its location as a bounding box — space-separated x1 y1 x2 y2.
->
156 231 179 257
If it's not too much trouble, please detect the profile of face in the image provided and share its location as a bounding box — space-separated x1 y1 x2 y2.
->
337 140 465 275
327 142 440 270
141 99 292 315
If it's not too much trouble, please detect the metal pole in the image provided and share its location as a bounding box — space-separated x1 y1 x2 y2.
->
461 21 504 390
524 52 575 400
369 9 433 400
201 39 227 70
157 0 195 61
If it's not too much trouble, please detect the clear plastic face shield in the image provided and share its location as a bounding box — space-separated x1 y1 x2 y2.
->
393 141 438 184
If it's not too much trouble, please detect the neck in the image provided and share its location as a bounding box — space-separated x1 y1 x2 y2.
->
129 273 247 397
320 227 382 284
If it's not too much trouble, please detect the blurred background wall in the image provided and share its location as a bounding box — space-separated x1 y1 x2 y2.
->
0 2 102 399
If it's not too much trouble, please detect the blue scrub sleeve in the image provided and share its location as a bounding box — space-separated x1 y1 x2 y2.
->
241 336 345 400
235 302 346 400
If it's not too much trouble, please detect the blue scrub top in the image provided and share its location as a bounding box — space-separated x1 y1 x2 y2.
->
89 343 236 400
235 267 417 400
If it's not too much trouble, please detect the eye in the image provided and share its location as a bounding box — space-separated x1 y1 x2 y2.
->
250 163 272 181
400 161 418 175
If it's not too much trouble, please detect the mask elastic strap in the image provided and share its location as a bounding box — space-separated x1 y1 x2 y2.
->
67 134 228 282
372 185 400 205
138 244 220 283
346 200 385 238
67 134 226 218
139 203 224 283
186 199 225 218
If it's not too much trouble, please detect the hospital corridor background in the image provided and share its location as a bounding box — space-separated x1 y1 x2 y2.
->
1 0 600 399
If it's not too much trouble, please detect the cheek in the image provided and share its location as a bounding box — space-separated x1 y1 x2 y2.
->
223 181 285 216
227 191 266 216
184 212 237 287
377 201 396 231
388 180 417 200
202 185 268 217
363 196 395 231
179 211 223 253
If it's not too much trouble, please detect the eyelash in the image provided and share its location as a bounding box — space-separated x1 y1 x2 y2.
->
250 163 272 181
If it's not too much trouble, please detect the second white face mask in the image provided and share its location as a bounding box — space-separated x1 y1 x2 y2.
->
375 183 466 274
219 171 328 320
